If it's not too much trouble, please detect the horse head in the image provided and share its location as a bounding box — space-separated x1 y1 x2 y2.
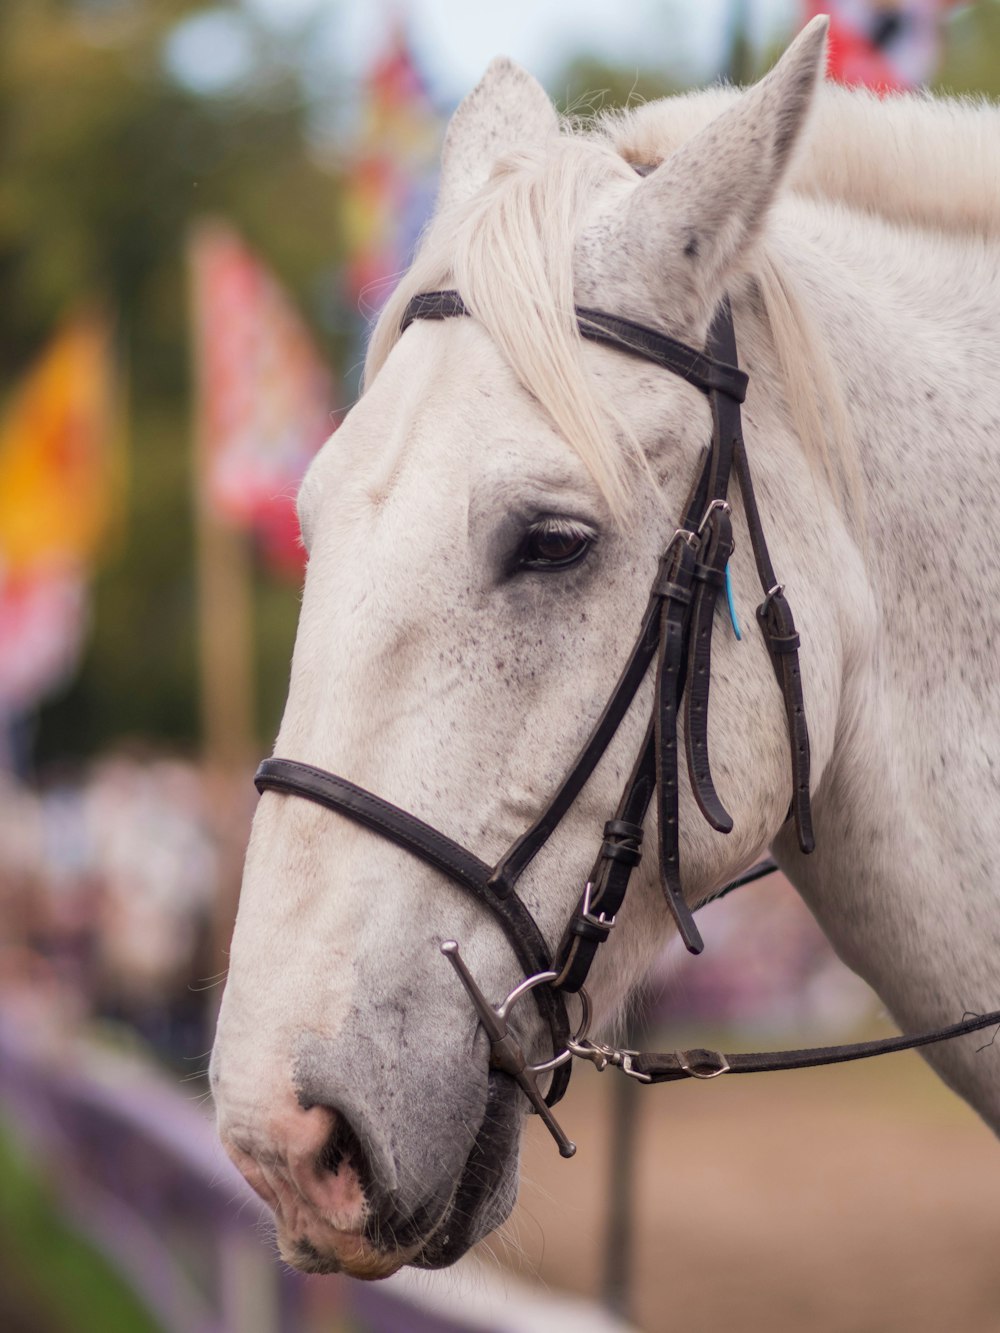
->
212 19 846 1278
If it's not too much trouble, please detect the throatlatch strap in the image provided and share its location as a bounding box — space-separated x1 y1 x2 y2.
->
732 439 815 853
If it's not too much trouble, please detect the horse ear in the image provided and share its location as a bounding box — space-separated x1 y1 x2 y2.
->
622 16 828 332
436 57 559 216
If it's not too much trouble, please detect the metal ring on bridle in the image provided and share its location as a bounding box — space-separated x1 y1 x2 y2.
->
495 972 594 1073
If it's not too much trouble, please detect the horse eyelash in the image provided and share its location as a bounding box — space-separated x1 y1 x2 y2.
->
525 516 599 543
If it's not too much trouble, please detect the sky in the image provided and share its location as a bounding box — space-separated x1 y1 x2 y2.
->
168 0 803 103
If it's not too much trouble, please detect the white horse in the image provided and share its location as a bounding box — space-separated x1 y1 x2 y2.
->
212 18 1000 1279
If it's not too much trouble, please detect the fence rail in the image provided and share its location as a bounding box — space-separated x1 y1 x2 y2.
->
0 1017 632 1333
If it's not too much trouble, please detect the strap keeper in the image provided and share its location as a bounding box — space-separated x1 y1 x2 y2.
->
569 915 614 944
677 1048 731 1079
653 575 693 603
604 819 644 841
765 631 801 654
693 562 726 588
599 817 643 866
600 840 642 866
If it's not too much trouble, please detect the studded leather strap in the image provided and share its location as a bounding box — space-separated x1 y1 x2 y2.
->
732 440 815 853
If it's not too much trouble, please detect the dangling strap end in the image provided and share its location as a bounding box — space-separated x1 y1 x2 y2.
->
796 813 816 856
660 873 704 954
676 909 705 955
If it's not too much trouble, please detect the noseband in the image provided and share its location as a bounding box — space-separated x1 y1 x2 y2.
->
255 290 1000 1156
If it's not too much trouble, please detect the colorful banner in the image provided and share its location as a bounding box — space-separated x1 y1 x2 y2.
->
804 1 959 90
0 308 119 574
189 220 334 574
341 25 441 308
0 308 119 717
0 568 88 715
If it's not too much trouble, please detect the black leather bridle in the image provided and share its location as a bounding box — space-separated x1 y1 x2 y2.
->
255 289 1000 1157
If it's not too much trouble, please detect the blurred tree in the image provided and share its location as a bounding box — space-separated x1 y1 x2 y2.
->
0 0 349 763
552 0 774 122
934 0 1000 97
5 0 998 768
553 55 682 119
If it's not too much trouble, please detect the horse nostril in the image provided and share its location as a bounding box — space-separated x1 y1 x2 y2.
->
316 1106 371 1191
265 1103 373 1231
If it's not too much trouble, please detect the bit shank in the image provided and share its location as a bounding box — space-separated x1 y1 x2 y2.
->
441 941 576 1158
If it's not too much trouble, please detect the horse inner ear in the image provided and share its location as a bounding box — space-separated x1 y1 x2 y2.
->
613 16 828 335
435 56 559 217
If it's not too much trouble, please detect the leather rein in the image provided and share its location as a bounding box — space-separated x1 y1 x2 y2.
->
255 289 1000 1158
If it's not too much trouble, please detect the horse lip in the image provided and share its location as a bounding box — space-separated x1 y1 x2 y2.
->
407 1068 523 1268
314 1067 522 1269
279 1222 419 1280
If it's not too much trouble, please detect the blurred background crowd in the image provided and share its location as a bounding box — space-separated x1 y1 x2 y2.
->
2 3 1000 1331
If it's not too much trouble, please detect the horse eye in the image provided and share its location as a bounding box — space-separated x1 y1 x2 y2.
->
517 521 596 572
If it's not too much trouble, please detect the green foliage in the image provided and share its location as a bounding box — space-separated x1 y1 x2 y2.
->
935 1 1000 98
553 56 683 120
0 1114 162 1332
7 1 1000 766
0 0 347 763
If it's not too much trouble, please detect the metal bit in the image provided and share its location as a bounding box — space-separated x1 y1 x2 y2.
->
441 940 577 1158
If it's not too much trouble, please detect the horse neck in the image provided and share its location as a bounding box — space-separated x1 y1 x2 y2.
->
763 200 1000 1116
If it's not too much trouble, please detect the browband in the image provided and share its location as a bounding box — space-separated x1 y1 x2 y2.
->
400 291 749 404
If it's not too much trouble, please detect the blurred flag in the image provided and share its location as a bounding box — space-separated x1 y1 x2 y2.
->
0 569 87 715
0 308 119 574
341 24 441 309
0 308 119 717
189 220 333 577
804 1 959 89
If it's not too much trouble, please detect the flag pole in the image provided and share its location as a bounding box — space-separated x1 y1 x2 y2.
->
188 223 257 981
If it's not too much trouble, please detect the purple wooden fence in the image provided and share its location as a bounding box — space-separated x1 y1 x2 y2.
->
0 1017 481 1333
0 1015 634 1333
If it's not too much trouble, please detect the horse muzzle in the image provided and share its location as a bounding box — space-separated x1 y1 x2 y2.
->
215 1056 524 1277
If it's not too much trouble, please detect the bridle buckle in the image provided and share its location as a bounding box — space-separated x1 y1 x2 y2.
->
696 498 732 535
580 880 616 934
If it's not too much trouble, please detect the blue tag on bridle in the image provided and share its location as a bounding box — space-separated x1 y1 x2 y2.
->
725 563 742 640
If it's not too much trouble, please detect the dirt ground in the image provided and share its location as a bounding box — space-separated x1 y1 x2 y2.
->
504 1046 1000 1333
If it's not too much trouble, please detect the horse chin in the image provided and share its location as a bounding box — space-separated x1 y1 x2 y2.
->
277 1229 417 1280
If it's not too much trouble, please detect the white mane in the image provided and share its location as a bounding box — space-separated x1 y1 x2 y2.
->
601 82 1000 239
366 81 1000 522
